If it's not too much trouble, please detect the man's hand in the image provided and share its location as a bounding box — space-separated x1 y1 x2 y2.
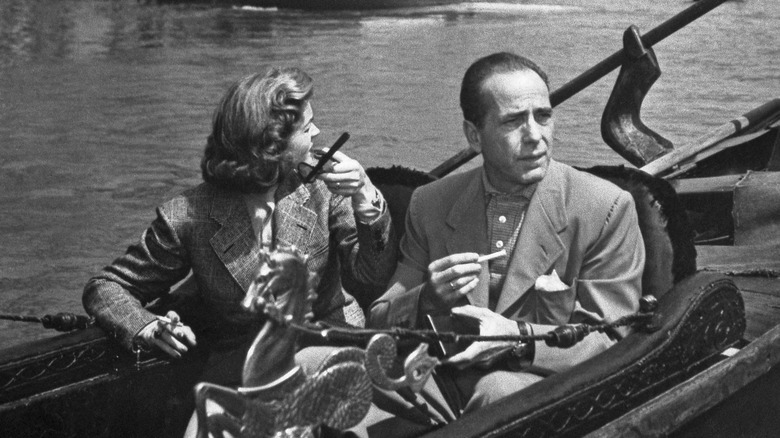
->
427 253 482 307
135 311 197 359
445 305 519 369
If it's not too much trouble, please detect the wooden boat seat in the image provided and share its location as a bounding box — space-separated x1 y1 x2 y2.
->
367 164 746 437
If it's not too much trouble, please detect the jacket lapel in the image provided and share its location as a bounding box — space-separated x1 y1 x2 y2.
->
445 169 491 309
274 176 317 251
209 189 263 291
495 161 568 315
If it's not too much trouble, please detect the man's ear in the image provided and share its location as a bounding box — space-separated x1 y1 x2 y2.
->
463 120 482 153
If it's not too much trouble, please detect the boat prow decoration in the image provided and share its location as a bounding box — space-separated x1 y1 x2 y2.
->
193 247 375 437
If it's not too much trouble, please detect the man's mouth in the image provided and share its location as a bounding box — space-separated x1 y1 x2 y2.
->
518 152 546 163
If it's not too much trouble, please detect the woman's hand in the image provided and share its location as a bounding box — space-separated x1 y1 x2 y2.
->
135 311 197 359
316 150 374 201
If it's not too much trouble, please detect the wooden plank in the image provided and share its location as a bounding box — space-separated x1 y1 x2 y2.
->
585 323 780 438
671 362 780 438
671 175 742 195
682 129 769 165
728 276 780 342
641 99 780 176
740 288 780 342
694 260 780 341
697 244 780 274
733 171 780 246
729 276 780 296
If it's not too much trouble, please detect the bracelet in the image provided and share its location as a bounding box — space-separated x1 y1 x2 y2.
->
131 338 152 369
371 186 384 210
507 321 535 371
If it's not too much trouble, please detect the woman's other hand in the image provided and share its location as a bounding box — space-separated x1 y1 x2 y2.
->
135 311 197 359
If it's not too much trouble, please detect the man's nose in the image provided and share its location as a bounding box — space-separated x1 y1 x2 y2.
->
311 123 321 137
522 118 543 143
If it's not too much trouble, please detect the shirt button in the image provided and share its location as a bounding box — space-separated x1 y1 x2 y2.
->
496 241 504 249
499 216 507 223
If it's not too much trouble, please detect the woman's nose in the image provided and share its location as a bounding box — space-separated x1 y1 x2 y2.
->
311 123 321 137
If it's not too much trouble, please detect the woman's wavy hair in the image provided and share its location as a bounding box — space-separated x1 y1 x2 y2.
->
201 67 313 193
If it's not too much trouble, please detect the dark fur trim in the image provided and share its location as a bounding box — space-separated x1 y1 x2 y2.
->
366 166 438 188
580 165 697 285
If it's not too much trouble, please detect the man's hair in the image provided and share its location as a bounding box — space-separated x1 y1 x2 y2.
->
460 52 550 128
201 67 313 193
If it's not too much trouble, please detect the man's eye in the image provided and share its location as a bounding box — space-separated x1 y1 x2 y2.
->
505 116 524 127
536 111 553 125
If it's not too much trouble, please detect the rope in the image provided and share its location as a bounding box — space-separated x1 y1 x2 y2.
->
0 312 93 332
0 314 42 323
264 306 657 349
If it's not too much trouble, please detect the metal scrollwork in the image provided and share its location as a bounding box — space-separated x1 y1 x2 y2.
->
194 247 378 438
364 334 439 393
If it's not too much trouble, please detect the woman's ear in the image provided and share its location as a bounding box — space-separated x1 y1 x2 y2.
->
463 120 482 153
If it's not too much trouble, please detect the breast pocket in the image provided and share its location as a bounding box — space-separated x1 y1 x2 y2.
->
532 278 578 325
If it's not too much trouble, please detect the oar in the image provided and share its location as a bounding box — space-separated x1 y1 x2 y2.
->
428 0 730 178
0 312 92 332
641 98 780 177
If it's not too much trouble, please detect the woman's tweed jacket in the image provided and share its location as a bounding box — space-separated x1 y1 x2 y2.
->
84 175 396 351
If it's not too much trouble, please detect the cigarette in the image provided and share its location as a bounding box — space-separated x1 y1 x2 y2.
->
477 249 507 263
156 316 183 327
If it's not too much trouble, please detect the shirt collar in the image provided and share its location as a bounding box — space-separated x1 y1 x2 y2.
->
243 186 277 209
481 168 538 200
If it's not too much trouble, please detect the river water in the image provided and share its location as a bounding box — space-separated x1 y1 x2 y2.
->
0 0 777 349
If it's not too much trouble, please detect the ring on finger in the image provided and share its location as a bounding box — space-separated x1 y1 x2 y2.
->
335 181 340 188
449 280 457 290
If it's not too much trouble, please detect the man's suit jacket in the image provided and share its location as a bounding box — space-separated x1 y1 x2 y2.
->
84 176 396 351
369 160 644 374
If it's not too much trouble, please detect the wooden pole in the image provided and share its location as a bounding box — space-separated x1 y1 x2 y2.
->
640 98 780 176
428 0 731 179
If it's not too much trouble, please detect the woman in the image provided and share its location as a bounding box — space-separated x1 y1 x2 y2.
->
83 66 397 385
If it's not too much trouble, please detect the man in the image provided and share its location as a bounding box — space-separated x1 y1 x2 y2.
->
368 52 645 416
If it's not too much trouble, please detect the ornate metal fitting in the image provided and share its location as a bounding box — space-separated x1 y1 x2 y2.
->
364 334 439 393
640 295 659 313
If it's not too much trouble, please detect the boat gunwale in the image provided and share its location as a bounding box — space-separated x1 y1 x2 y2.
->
422 272 746 437
585 321 780 437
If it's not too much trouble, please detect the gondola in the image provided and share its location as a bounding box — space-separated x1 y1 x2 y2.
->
2 0 779 436
149 0 468 11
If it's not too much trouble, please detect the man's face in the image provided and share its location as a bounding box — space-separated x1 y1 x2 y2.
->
283 102 320 170
464 69 553 190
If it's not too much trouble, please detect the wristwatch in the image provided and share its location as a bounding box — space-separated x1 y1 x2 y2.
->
370 186 384 210
507 321 535 371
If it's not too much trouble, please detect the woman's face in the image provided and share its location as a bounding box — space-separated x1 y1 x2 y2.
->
284 102 320 169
